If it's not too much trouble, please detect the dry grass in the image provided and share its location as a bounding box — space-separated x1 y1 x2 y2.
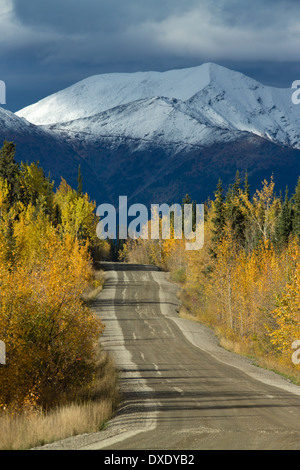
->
0 350 120 450
178 287 300 388
218 336 253 357
81 268 105 303
0 268 120 450
220 335 300 384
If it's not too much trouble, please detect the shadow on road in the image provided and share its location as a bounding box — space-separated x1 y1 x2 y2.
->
96 261 161 272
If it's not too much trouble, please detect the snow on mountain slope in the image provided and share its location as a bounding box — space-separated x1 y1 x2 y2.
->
0 106 39 133
15 63 300 150
47 95 246 148
0 105 94 200
16 64 213 126
186 68 300 148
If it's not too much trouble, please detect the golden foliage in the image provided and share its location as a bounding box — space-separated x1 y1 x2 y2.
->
0 183 104 412
122 178 300 371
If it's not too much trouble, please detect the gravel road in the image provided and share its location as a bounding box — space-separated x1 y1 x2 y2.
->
38 262 300 450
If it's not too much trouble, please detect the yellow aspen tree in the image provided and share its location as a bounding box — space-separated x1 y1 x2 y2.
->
0 205 104 411
206 223 238 334
270 240 300 365
238 176 280 243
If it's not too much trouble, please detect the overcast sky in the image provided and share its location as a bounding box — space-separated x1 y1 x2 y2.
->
1 0 300 111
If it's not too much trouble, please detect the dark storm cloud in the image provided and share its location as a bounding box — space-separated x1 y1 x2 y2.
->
1 0 300 110
11 0 300 63
10 0 200 67
13 0 182 33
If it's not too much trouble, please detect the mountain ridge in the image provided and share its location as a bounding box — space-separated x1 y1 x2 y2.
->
0 63 299 206
16 62 300 151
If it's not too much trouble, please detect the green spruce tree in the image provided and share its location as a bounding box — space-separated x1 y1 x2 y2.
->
244 170 250 201
77 164 83 197
275 186 293 247
225 171 246 247
292 177 300 241
0 141 21 205
211 179 226 256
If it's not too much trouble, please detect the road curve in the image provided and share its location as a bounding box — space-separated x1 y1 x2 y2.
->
40 262 300 450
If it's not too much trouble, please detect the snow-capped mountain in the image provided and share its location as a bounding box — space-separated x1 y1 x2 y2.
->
1 63 299 206
16 63 300 150
45 95 250 151
16 65 214 125
0 106 40 134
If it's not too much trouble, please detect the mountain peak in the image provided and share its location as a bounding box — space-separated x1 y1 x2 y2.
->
2 64 300 210
15 63 300 150
15 63 232 126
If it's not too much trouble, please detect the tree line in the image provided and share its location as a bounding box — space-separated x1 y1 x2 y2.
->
0 141 109 412
121 170 300 378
